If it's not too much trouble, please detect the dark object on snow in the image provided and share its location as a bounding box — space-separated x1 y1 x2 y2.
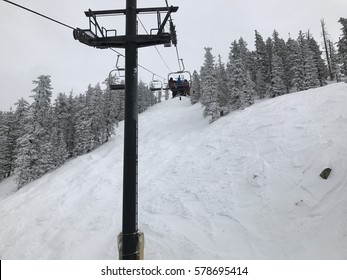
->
320 168 332 179
295 200 303 206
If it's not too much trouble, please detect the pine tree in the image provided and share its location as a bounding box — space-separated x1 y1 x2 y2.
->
227 58 255 110
138 80 153 113
215 55 229 111
0 111 15 180
289 37 305 91
14 109 37 187
295 31 319 90
254 31 269 98
190 70 201 104
238 37 253 73
73 93 93 156
328 40 341 81
87 83 107 147
65 92 77 157
200 47 219 123
51 93 70 166
272 30 290 92
11 98 29 175
337 17 347 77
15 75 55 187
321 19 334 80
49 126 68 168
267 54 287 97
265 37 274 84
103 84 118 142
242 72 256 107
301 33 320 89
307 32 328 86
284 37 298 91
227 42 255 110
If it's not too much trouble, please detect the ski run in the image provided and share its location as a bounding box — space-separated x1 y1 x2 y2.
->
1 82 347 259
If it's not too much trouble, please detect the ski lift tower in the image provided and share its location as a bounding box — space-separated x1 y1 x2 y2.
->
74 0 178 260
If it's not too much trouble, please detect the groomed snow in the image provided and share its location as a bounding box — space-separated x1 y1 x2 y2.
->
1 83 347 259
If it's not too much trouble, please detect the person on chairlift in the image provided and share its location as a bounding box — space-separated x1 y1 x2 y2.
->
183 79 190 96
168 77 177 98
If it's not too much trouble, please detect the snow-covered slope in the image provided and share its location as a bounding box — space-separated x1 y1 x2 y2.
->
1 83 347 259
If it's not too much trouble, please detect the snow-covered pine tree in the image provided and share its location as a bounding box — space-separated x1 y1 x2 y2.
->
254 31 268 98
14 109 37 187
107 71 126 121
242 72 256 107
51 93 70 166
190 70 201 104
321 19 334 81
138 80 153 113
200 47 219 123
11 98 29 175
328 40 341 82
337 17 347 78
88 83 107 147
227 42 255 110
103 83 118 142
272 30 287 61
300 32 320 89
15 75 55 187
307 32 328 86
73 93 93 156
215 55 229 112
238 37 254 74
288 36 305 91
267 54 287 97
0 111 15 180
272 30 290 93
284 37 297 92
264 37 273 85
65 92 76 157
227 58 255 110
49 126 68 168
295 31 319 90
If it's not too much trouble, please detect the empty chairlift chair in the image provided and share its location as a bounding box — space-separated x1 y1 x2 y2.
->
109 55 125 90
149 76 163 92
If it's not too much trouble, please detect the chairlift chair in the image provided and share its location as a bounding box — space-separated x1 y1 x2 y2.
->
167 70 192 98
109 55 125 90
149 75 163 91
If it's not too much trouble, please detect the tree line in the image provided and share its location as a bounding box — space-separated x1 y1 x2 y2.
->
191 18 347 123
0 75 157 187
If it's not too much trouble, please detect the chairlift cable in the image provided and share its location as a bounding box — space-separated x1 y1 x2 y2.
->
110 48 165 80
2 0 75 30
3 0 167 82
137 15 173 74
164 0 182 71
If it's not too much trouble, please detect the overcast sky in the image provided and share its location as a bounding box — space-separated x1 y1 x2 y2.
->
1 0 346 111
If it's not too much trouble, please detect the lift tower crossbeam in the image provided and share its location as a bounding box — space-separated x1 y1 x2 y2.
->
74 0 178 260
73 6 178 49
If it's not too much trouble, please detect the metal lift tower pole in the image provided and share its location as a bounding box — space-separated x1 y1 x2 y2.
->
122 0 139 260
73 0 178 260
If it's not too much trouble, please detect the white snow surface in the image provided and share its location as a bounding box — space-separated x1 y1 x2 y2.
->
1 83 347 260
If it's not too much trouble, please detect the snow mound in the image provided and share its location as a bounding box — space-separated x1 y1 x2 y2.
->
1 83 347 259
